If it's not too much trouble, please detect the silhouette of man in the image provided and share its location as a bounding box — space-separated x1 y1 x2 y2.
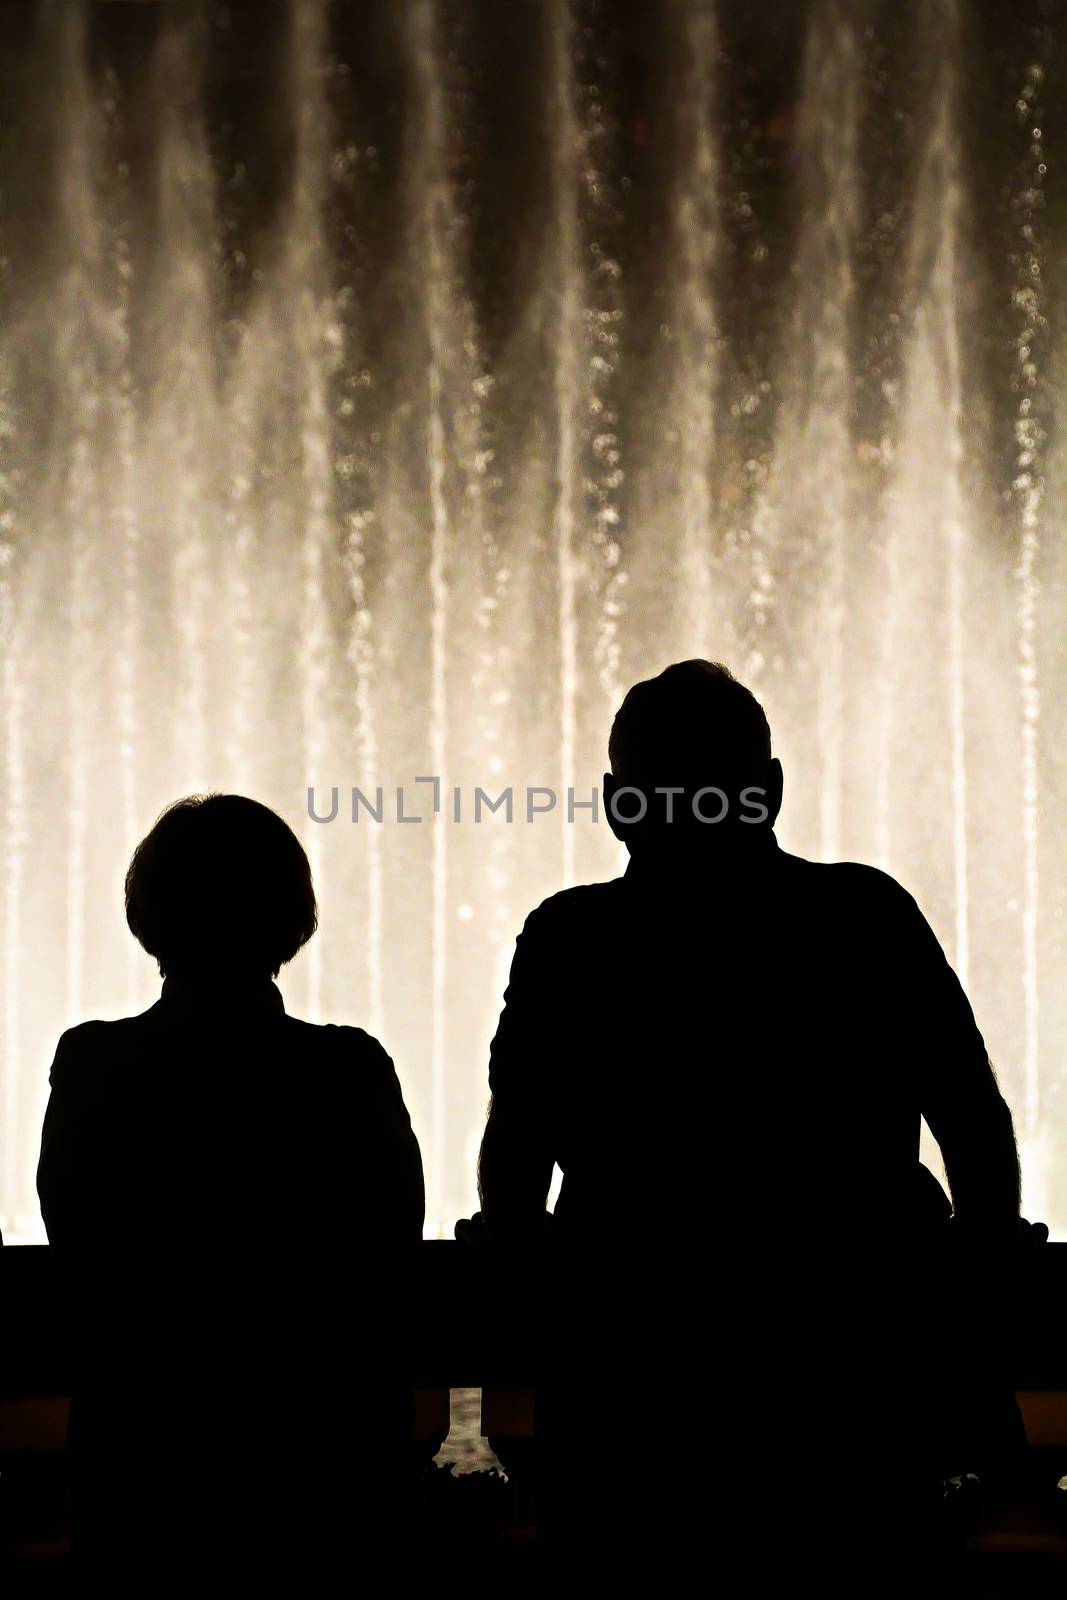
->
38 794 424 1578
474 660 1027 1575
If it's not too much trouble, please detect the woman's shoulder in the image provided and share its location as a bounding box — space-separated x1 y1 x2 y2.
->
282 1017 397 1069
281 1019 409 1114
49 1014 147 1069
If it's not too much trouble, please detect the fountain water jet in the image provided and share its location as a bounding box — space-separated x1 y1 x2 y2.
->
286 0 335 1020
674 2 719 663
55 5 103 1028
549 0 582 892
880 0 971 992
781 0 860 865
155 17 215 801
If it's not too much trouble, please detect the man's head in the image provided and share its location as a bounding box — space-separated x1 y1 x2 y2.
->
125 793 318 982
605 660 782 853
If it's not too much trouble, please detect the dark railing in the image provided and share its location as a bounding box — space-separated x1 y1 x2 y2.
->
2 1241 1066 1570
3 1240 1066 1422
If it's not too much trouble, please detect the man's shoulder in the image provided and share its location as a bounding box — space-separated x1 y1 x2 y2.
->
521 877 627 932
779 852 926 937
782 850 916 901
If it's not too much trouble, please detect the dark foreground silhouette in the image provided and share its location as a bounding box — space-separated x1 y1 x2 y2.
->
472 660 1040 1579
37 795 424 1578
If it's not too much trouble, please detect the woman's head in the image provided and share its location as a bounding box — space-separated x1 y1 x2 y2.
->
125 794 318 981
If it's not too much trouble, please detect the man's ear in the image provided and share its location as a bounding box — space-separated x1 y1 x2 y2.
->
765 758 784 827
603 772 627 843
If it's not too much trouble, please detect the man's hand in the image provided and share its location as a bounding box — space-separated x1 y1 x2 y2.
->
949 1214 1049 1250
455 1208 554 1247
454 1211 491 1248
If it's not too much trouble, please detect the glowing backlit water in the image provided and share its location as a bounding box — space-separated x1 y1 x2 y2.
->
0 0 1064 1239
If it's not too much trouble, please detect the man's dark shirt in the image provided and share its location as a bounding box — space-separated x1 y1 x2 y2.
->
487 834 1008 1247
483 836 1017 1562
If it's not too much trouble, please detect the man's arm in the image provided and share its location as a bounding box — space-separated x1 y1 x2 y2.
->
478 1093 554 1243
477 905 557 1243
927 1045 1020 1231
894 886 1020 1228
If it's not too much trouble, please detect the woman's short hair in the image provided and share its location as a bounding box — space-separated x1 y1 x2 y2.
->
125 794 318 980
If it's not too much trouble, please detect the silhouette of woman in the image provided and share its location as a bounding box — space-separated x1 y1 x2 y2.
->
38 794 424 1577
